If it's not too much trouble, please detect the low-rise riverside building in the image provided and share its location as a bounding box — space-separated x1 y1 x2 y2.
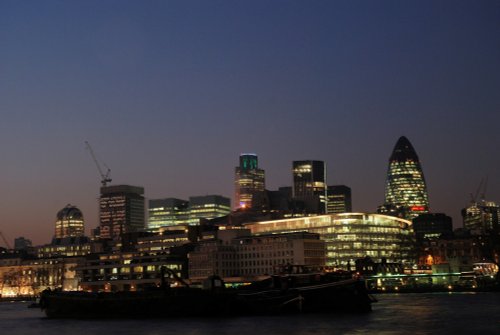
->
188 229 325 282
77 250 188 292
0 254 82 297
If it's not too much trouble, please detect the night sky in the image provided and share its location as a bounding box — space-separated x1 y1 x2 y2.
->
1 0 499 245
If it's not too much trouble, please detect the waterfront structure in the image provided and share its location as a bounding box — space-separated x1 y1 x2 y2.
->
462 200 500 234
234 154 266 210
188 229 325 282
327 185 352 214
292 160 327 214
54 204 84 239
380 136 430 220
412 213 453 241
147 198 189 231
244 213 413 268
99 185 145 240
77 251 186 292
188 195 231 225
0 255 82 297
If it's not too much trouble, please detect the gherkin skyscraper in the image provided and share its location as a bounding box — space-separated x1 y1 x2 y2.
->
381 136 429 220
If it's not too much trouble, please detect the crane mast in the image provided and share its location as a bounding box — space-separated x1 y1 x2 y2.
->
85 141 112 187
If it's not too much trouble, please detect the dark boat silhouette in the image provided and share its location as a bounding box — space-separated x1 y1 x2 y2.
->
40 268 375 318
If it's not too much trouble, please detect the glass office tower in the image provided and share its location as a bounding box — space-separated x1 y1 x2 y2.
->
293 160 327 214
234 154 265 210
382 136 429 220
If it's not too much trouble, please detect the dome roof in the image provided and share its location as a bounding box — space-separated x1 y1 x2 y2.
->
57 204 83 221
389 136 419 162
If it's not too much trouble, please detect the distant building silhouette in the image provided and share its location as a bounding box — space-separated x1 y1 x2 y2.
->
327 185 352 214
412 213 453 242
234 154 266 210
379 136 429 220
292 160 327 214
55 204 84 239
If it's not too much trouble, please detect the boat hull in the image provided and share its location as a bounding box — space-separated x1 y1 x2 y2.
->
40 278 374 318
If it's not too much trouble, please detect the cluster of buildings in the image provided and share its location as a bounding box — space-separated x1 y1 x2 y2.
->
0 136 499 297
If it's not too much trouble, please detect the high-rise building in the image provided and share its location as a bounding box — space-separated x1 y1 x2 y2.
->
292 160 327 214
55 204 85 239
327 185 352 214
234 154 266 210
188 195 231 225
380 136 429 220
147 198 190 230
99 185 145 239
462 200 500 234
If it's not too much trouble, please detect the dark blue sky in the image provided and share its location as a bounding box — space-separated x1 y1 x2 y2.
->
1 0 499 244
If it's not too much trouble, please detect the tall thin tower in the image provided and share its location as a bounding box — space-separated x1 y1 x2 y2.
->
381 136 429 220
234 154 265 210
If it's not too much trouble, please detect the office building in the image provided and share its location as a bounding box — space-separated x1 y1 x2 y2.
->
245 213 413 268
99 185 145 239
412 213 453 241
380 136 429 220
188 229 325 281
327 185 352 214
462 200 500 234
55 204 85 239
147 198 189 230
188 195 231 225
292 160 327 214
234 154 266 210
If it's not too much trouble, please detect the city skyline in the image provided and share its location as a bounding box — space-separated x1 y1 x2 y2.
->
1 1 499 244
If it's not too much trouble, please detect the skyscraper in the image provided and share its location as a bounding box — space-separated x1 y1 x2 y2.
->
327 185 352 214
234 154 265 210
292 160 327 214
381 136 429 220
99 185 145 239
55 204 84 239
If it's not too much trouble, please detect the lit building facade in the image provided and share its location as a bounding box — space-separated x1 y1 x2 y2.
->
188 195 231 225
77 252 186 292
327 185 352 214
99 185 145 239
55 204 84 239
147 198 189 230
234 154 266 210
292 160 327 214
244 213 413 268
462 200 500 234
381 136 429 220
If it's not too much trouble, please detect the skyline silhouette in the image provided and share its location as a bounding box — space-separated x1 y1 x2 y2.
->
1 0 499 244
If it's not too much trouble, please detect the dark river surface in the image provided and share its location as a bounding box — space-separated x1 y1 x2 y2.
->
1 292 499 335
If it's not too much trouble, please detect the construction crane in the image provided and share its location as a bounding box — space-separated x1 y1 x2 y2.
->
85 141 112 187
0 231 12 249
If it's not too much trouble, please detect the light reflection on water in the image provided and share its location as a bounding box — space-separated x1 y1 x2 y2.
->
1 292 500 335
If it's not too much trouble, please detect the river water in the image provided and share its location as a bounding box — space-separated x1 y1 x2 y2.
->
1 292 499 335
